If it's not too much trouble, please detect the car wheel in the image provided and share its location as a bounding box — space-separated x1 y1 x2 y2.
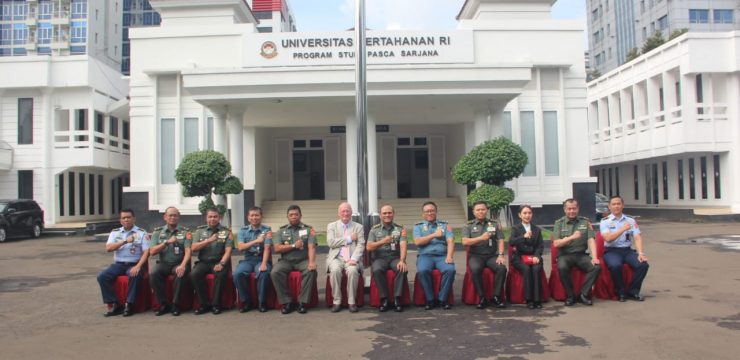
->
31 223 42 238
0 227 6 242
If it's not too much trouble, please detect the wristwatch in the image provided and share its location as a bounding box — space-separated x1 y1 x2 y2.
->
219 261 226 266
291 244 296 249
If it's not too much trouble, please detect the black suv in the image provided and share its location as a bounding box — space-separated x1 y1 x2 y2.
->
0 199 44 242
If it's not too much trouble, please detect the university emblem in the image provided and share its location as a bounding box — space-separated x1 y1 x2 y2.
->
260 41 278 59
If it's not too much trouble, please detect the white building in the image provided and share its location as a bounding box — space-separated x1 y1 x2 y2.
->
587 31 740 214
247 0 296 33
587 0 740 75
0 0 129 226
125 0 595 227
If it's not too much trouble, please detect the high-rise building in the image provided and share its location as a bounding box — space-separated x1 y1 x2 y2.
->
587 0 740 75
0 0 122 69
121 0 160 75
249 0 296 33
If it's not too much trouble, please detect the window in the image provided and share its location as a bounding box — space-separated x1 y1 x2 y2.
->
608 168 613 196
18 98 33 144
160 118 176 184
677 159 684 199
79 172 85 215
71 21 87 44
13 23 28 45
1 24 10 46
713 155 721 199
520 111 536 176
696 74 704 114
88 173 95 215
543 111 559 176
713 9 734 24
658 15 668 30
206 116 214 150
184 117 199 155
662 161 668 200
602 168 607 195
38 23 52 44
71 0 87 19
700 156 707 199
688 158 696 199
98 175 103 215
615 167 620 195
689 9 709 24
502 111 512 140
18 170 33 199
12 1 27 20
58 173 65 216
69 172 76 216
633 165 639 200
38 2 53 20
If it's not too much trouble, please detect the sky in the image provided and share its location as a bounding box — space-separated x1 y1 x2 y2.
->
287 0 587 32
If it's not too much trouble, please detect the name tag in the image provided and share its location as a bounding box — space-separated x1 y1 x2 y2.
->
298 229 308 237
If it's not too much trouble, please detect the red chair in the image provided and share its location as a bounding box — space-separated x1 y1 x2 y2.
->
548 236 587 301
270 271 319 309
461 247 507 305
369 269 411 307
192 272 236 310
506 245 550 304
150 275 193 311
108 272 150 313
234 272 279 308
593 233 635 300
324 271 365 307
413 269 455 305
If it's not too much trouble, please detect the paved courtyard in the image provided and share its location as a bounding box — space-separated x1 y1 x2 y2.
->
1 220 739 359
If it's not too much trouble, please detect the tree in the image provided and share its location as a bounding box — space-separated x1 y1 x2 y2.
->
625 47 640 63
175 150 243 215
641 30 665 54
668 28 688 41
452 137 527 213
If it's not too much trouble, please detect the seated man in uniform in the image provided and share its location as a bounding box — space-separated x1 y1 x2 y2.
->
414 201 456 310
149 206 192 316
599 195 649 301
326 202 365 313
461 201 507 309
97 209 150 317
234 206 273 313
367 205 408 312
190 208 233 315
270 205 318 314
553 198 601 306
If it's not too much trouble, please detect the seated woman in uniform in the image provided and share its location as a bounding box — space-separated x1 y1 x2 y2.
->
509 205 545 309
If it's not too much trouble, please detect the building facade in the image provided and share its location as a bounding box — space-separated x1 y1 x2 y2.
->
588 31 740 214
124 0 595 227
121 0 161 75
0 0 130 226
587 0 740 75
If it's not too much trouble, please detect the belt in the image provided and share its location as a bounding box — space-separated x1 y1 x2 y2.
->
115 261 137 266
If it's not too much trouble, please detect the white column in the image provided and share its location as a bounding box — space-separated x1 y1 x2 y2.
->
726 74 740 213
243 126 256 190
212 108 227 154
367 116 378 214
228 108 245 228
345 115 358 210
473 110 489 146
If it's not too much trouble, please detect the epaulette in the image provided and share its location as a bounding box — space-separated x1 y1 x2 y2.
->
153 226 164 231
179 225 190 231
371 223 382 230
467 220 475 225
578 216 590 222
415 221 425 225
393 222 403 228
196 225 208 229
279 224 290 229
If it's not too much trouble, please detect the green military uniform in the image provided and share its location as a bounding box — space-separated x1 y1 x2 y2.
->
462 219 507 301
269 222 317 305
190 224 233 309
553 216 601 300
149 225 191 307
368 222 408 301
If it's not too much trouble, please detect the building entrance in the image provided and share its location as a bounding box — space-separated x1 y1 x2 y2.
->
293 149 325 200
396 147 429 198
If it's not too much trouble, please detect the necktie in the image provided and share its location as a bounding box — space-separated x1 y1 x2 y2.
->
341 224 351 261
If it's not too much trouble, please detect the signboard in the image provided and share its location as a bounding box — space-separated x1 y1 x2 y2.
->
244 30 474 67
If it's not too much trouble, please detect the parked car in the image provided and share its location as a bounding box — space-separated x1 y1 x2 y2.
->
0 199 44 242
595 193 609 221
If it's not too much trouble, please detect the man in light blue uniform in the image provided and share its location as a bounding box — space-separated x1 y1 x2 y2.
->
97 209 150 317
413 201 456 310
599 195 649 301
234 206 273 313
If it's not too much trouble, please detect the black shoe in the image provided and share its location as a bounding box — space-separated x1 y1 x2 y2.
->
298 302 308 314
171 304 181 316
424 301 435 310
104 303 124 317
628 293 645 301
122 303 134 317
618 294 627 302
491 296 505 308
239 302 252 313
212 306 222 315
194 305 212 315
349 304 359 313
394 298 403 312
578 293 593 306
534 302 543 309
441 301 452 310
155 304 171 316
259 303 268 313
281 303 294 315
379 298 389 312
476 297 487 309
527 301 535 309
331 304 341 313
564 298 576 306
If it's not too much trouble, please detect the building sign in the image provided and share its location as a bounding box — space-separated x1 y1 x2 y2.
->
245 30 474 67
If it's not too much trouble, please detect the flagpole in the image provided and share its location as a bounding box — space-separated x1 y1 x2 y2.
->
355 0 369 231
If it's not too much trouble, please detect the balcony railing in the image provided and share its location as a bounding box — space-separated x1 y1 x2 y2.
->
54 130 130 155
